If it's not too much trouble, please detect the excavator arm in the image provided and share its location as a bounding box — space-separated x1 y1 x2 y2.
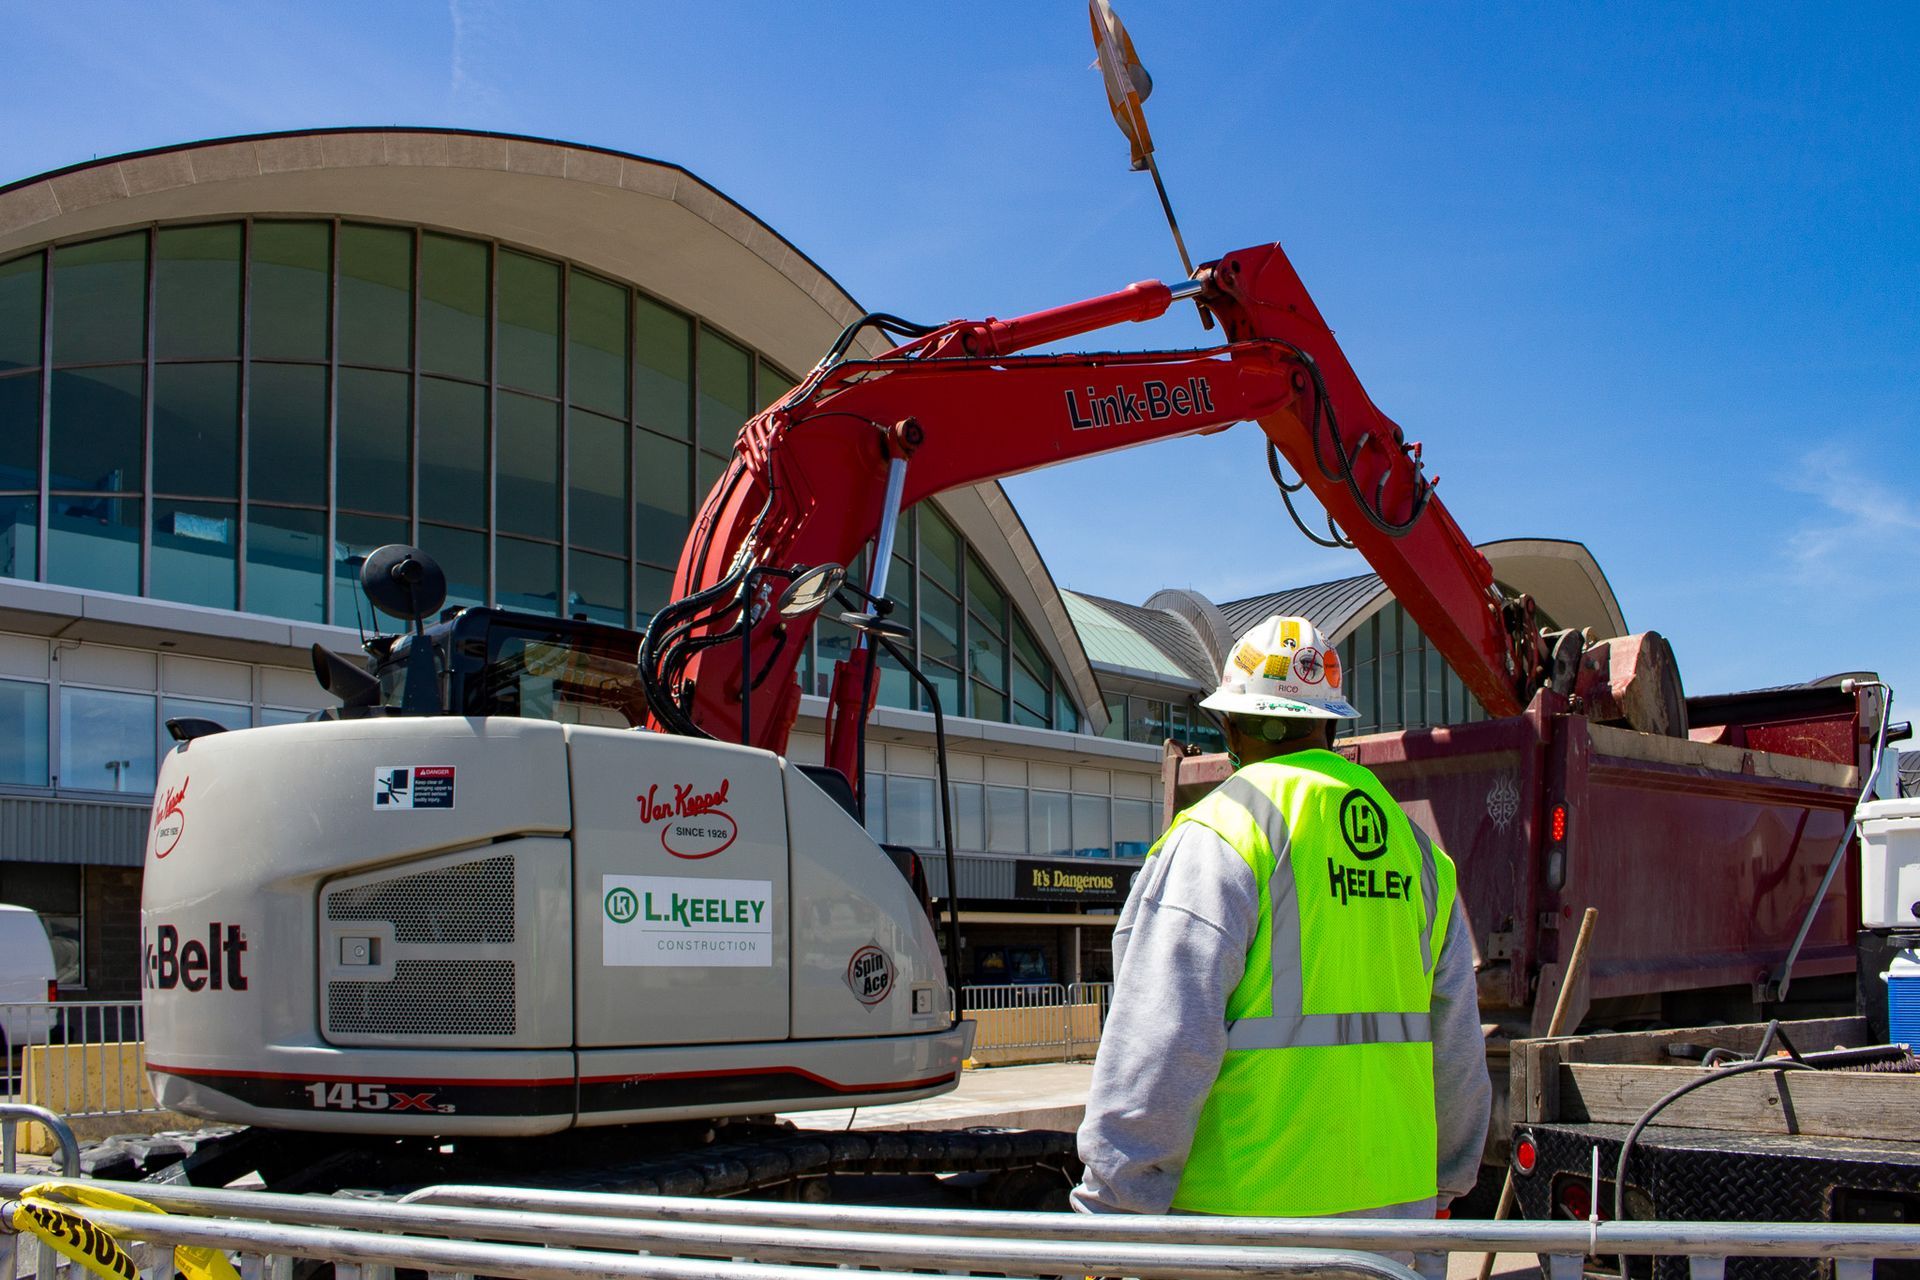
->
646 241 1554 785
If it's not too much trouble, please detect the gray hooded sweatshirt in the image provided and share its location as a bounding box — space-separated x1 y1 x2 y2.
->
1072 797 1491 1218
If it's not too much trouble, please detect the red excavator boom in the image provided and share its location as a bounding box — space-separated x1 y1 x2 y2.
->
645 242 1559 785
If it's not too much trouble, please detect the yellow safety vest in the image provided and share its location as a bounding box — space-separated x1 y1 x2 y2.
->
1149 749 1458 1216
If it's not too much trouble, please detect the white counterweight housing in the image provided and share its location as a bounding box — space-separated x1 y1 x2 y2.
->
141 716 970 1135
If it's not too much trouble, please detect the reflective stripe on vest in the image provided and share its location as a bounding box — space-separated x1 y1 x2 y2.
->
1212 773 1443 1052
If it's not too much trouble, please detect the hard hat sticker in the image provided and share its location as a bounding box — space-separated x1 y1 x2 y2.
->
1292 647 1324 684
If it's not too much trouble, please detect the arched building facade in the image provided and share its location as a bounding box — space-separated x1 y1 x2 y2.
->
0 130 1631 996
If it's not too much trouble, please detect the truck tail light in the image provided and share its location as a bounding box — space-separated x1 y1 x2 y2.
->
1550 803 1568 843
1558 1179 1590 1220
1513 1134 1538 1174
45 980 57 1003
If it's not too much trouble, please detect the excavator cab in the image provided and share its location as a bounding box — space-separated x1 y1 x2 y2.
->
311 544 651 730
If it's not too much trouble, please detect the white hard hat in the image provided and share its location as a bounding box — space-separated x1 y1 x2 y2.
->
1200 614 1360 721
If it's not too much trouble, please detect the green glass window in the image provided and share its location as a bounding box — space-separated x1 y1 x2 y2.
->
924 663 962 720
152 362 239 499
0 496 35 579
419 377 487 528
921 584 961 668
250 222 330 362
0 679 49 787
968 625 1005 691
920 507 960 594
419 233 488 383
568 549 627 624
497 251 560 396
48 493 140 595
155 224 241 360
697 330 751 456
337 224 412 369
336 368 410 515
0 253 44 373
568 409 626 555
52 233 146 366
245 505 326 622
878 648 914 712
58 687 156 794
1011 617 1049 720
248 363 326 506
0 372 40 487
972 681 1006 722
1426 647 1444 727
1055 687 1080 734
633 430 690 558
419 523 486 610
966 557 1006 632
568 271 627 418
634 295 690 438
1030 790 1071 857
635 562 674 623
1102 694 1126 739
50 365 142 493
757 362 795 411
497 392 559 540
151 499 236 609
697 449 727 499
335 514 411 629
497 535 559 615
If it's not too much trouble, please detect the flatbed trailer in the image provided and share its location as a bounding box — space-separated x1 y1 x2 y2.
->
1508 1016 1920 1280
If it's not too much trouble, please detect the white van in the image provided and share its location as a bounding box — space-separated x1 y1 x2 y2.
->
0 905 57 1054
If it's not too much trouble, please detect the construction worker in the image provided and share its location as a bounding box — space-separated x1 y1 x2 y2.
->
1073 614 1490 1228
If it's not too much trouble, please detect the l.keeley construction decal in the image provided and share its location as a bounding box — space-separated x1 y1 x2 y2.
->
603 874 772 967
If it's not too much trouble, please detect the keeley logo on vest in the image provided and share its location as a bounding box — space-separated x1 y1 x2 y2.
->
1338 789 1388 859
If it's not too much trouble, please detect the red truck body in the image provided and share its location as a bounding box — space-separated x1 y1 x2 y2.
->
1168 683 1870 1034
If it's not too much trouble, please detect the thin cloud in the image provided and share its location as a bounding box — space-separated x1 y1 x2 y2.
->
1781 450 1920 582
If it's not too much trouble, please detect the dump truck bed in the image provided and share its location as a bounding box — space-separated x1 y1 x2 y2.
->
1166 685 1868 1031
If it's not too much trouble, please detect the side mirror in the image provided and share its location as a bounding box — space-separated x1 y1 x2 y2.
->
775 563 846 619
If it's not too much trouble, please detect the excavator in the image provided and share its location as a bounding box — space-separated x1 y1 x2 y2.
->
134 238 1702 1193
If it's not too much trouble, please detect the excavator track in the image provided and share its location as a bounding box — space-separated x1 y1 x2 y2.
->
84 1122 1082 1205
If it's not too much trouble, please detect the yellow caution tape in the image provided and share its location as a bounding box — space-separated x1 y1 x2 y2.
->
8 1182 240 1280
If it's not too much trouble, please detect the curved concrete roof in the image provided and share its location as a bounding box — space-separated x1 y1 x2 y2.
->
0 128 1105 722
1090 538 1627 694
1216 538 1626 646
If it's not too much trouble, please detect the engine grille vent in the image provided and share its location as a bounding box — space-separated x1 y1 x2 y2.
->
326 854 515 943
327 959 516 1036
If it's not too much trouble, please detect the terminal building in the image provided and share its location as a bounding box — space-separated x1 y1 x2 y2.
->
0 129 1627 999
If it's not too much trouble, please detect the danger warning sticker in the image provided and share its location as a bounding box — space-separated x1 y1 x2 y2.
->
373 765 456 810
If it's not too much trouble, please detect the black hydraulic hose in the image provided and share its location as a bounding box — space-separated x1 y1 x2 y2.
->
877 630 965 1025
1612 1054 1819 1268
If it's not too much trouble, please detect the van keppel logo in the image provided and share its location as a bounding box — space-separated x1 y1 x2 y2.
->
637 780 737 858
1338 790 1388 860
151 778 188 859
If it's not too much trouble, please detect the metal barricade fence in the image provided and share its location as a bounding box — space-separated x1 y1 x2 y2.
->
0 1001 163 1121
960 983 1114 1061
1067 981 1112 1060
4 1174 1920 1280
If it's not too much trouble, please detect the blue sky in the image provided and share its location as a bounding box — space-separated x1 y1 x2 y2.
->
5 2 1916 714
